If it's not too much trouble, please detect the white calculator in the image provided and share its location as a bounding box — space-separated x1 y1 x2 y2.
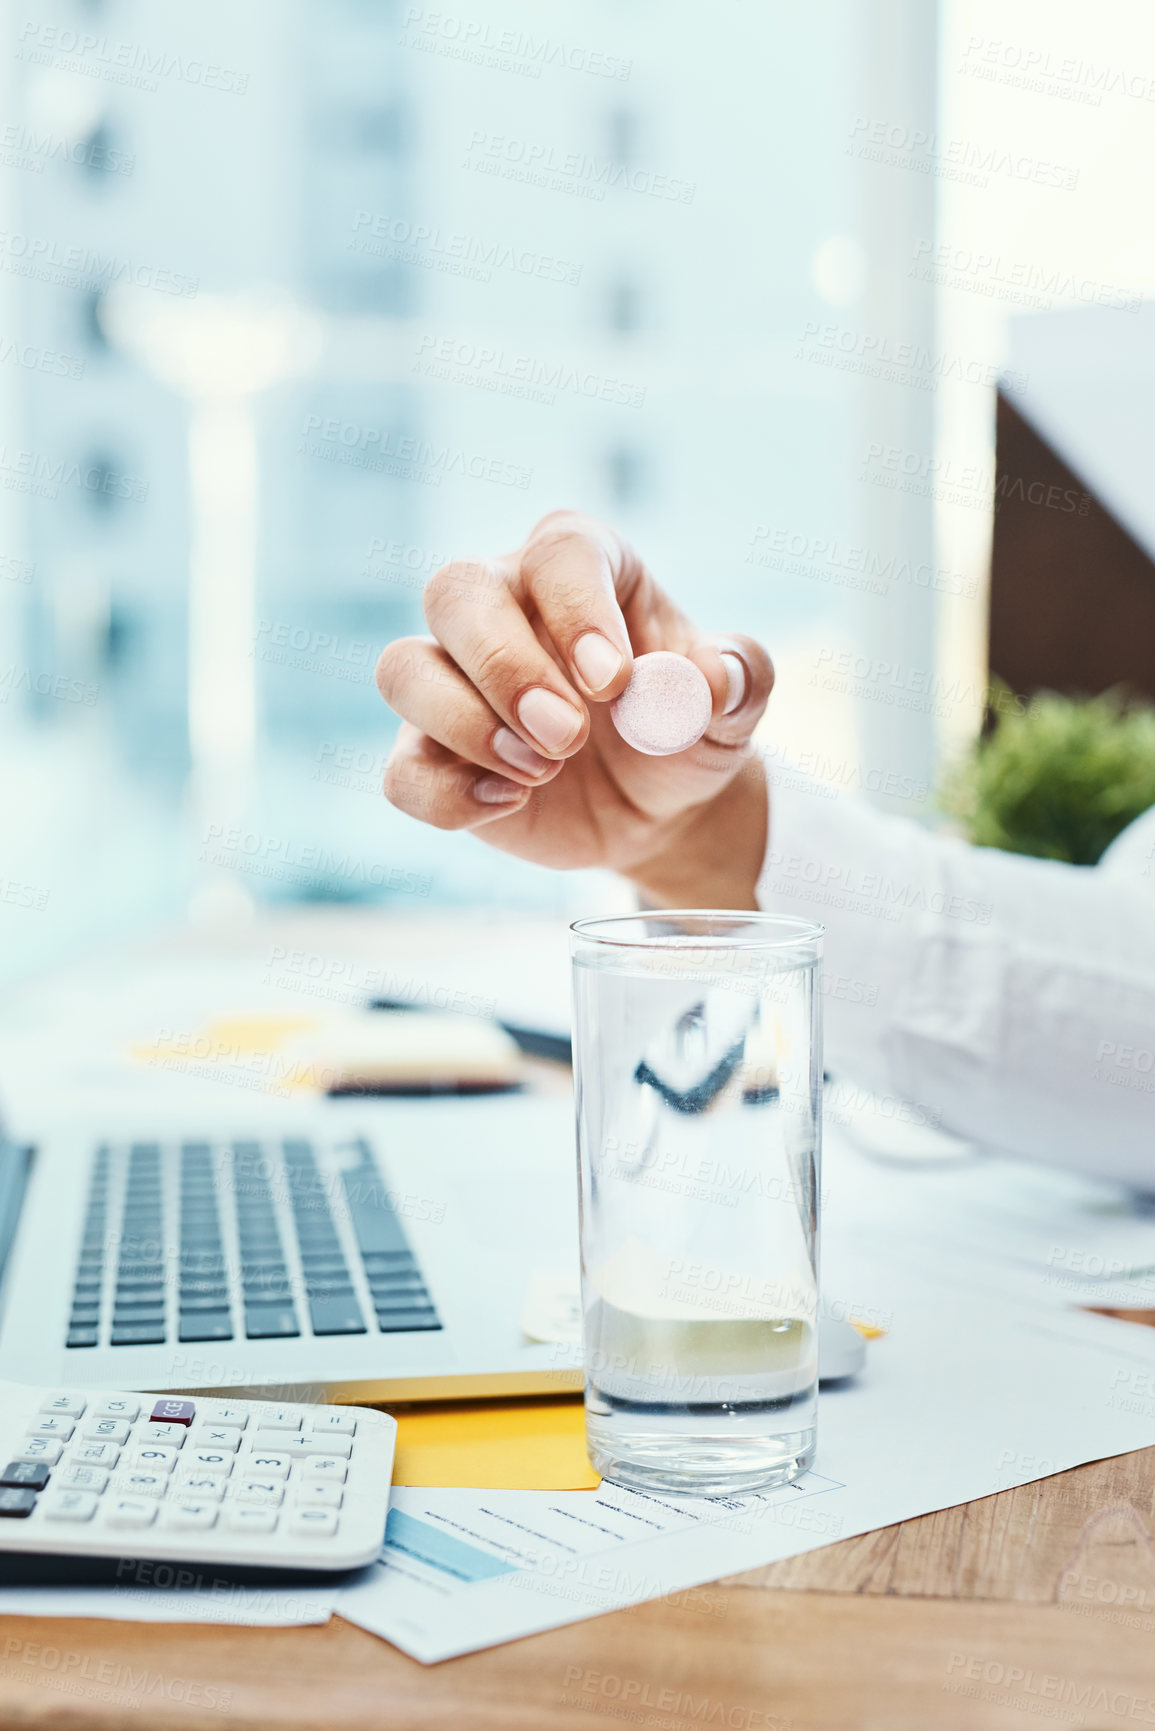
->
0 1382 396 1572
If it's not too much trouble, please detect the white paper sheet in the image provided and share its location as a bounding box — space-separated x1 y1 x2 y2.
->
0 1577 337 1626
337 1238 1155 1662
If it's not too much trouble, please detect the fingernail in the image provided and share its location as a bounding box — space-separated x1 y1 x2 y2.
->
572 631 623 693
517 687 582 754
492 727 551 777
721 651 748 715
474 775 527 805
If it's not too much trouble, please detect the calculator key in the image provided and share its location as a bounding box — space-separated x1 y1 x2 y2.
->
245 1453 291 1479
254 1432 351 1458
26 1417 75 1441
13 1439 63 1465
174 1474 226 1503
0 1489 37 1518
253 1409 301 1432
162 1502 218 1532
300 1458 347 1483
116 1472 169 1499
130 1446 179 1474
0 1461 51 1490
42 1491 97 1522
151 1397 196 1426
139 1423 187 1447
67 1328 99 1349
293 1481 342 1508
288 1507 338 1539
222 1505 277 1534
195 1428 241 1453
186 1450 234 1475
83 1418 130 1445
73 1442 120 1467
203 1406 247 1430
93 1397 139 1422
105 1496 158 1529
59 1465 109 1493
39 1393 86 1417
310 1412 356 1435
234 1479 284 1506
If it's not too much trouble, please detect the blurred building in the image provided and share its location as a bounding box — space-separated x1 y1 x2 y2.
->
1 0 938 940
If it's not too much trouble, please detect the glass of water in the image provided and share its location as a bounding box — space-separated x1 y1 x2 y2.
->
570 911 823 1496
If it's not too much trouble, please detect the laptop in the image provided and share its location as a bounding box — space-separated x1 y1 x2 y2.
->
0 1091 585 1403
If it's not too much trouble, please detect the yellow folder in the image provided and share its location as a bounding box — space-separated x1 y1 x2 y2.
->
390 1398 599 1490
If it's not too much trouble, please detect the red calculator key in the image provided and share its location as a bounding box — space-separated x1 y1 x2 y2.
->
150 1398 196 1427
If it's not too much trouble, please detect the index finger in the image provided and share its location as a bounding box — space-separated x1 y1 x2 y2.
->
515 511 646 701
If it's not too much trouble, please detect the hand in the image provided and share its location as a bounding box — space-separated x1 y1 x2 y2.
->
376 510 774 907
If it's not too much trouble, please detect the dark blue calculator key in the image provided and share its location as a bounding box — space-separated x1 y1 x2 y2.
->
0 1488 36 1517
66 1327 99 1348
0 1461 50 1490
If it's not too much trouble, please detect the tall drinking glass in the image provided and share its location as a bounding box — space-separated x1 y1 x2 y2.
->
570 911 823 1496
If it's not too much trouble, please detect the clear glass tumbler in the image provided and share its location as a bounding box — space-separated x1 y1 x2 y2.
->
570 911 823 1496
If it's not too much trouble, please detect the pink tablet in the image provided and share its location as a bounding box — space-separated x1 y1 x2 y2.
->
610 651 713 756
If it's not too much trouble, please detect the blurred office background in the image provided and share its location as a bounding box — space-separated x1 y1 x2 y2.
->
2 0 1154 982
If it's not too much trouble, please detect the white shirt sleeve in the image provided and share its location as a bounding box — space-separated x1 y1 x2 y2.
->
755 762 1155 1187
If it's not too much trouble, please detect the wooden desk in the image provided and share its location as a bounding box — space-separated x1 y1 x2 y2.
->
2 1438 1155 1729
4 916 1152 1724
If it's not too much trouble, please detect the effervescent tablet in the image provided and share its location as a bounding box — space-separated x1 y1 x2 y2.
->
610 651 713 756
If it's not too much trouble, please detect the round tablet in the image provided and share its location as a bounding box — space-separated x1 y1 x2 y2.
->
610 652 713 757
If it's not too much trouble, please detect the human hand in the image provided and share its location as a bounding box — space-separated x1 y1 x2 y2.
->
376 510 774 906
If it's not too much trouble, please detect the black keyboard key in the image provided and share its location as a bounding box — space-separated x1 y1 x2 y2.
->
375 1308 442 1333
112 1297 167 1314
69 1303 101 1321
244 1305 300 1339
308 1296 366 1336
361 1251 414 1270
179 1293 232 1312
110 1322 167 1346
66 1327 99 1348
179 1312 233 1342
0 1489 36 1517
0 1461 50 1490
179 1280 228 1299
373 1292 434 1312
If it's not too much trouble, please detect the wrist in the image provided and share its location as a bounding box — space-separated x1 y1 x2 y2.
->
624 756 769 911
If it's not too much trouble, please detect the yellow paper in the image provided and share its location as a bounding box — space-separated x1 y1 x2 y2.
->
391 1399 599 1490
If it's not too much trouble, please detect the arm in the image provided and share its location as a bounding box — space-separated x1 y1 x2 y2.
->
756 768 1155 1186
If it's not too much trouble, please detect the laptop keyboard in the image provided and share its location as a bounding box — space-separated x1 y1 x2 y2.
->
65 1138 442 1350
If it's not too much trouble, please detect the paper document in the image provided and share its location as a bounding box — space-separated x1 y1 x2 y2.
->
338 1234 1155 1662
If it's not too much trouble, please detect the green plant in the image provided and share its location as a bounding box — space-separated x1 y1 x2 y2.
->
939 686 1155 866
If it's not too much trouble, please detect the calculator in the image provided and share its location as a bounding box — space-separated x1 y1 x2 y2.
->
0 1382 395 1572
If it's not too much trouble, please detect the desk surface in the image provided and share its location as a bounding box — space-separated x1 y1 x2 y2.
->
1 1428 1154 1729
3 914 1154 1725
